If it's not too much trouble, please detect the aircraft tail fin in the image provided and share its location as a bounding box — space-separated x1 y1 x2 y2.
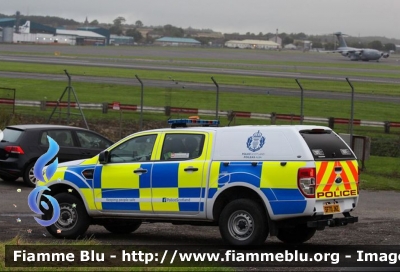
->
334 32 348 48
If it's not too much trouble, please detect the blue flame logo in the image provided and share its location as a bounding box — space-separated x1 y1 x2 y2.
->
27 136 61 227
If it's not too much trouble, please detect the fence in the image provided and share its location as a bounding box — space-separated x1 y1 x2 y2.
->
2 98 400 133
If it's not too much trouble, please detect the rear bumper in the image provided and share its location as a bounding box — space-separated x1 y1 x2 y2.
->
307 213 358 229
0 159 23 178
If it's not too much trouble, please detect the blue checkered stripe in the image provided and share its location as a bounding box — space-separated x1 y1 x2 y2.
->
208 162 307 215
152 163 205 212
90 163 205 212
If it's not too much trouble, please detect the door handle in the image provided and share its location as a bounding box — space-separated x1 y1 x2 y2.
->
133 168 148 174
184 167 198 172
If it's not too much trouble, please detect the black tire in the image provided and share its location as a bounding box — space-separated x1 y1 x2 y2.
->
219 199 268 246
23 161 37 187
43 193 90 239
103 220 142 234
277 224 316 244
0 175 18 182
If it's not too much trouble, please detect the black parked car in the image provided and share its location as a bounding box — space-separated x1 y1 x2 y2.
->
0 124 113 187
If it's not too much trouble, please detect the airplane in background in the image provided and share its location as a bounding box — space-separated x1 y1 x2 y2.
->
332 32 389 61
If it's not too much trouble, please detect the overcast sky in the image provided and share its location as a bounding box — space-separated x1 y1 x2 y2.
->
2 0 400 39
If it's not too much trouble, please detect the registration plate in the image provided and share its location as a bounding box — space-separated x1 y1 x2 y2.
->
323 204 341 214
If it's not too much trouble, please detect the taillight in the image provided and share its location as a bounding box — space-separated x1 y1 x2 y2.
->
357 166 361 194
298 167 316 198
4 146 25 154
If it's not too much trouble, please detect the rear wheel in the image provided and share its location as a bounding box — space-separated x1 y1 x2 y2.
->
277 224 316 244
219 199 268 246
23 161 37 187
103 220 142 234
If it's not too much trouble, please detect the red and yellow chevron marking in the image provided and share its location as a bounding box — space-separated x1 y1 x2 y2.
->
315 160 358 199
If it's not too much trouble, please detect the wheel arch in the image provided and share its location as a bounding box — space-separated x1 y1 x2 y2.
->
211 183 272 223
39 181 91 215
23 158 39 173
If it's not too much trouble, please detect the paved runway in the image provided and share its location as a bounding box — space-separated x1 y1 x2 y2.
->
1 43 400 64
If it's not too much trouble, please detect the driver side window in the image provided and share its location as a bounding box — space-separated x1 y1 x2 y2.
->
109 134 157 163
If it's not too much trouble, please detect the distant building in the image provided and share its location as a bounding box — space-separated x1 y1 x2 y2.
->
0 18 56 35
284 43 297 50
269 36 282 46
224 33 269 41
154 37 201 46
294 40 312 50
110 35 134 45
0 18 107 45
190 32 224 39
225 39 281 49
137 27 154 38
77 26 110 45
56 29 106 45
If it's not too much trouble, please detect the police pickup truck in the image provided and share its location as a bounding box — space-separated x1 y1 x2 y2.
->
37 119 359 246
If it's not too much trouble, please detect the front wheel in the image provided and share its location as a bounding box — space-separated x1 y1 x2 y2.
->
219 199 268 246
277 224 316 244
43 193 91 239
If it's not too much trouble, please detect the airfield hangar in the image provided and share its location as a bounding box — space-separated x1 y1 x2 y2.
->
224 39 281 49
154 37 201 46
0 18 107 45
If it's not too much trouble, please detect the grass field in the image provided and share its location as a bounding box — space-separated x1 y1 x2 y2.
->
0 76 399 123
2 61 400 96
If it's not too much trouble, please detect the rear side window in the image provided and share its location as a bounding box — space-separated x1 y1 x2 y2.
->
2 128 23 143
161 133 205 161
300 129 356 160
41 130 74 147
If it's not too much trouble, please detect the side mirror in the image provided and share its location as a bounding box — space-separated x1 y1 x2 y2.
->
99 150 109 164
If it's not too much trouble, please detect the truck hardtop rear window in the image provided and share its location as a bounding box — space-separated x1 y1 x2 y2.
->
300 129 356 160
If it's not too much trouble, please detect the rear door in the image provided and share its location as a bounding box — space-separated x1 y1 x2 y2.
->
300 129 359 202
41 129 81 162
151 132 209 215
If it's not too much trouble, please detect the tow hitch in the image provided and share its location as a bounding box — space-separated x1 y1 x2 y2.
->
307 212 358 230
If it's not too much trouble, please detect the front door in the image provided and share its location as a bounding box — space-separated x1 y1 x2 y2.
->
93 134 158 213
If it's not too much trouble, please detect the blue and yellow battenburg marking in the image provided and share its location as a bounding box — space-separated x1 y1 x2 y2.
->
50 160 206 213
50 159 308 215
47 151 312 216
209 161 308 215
